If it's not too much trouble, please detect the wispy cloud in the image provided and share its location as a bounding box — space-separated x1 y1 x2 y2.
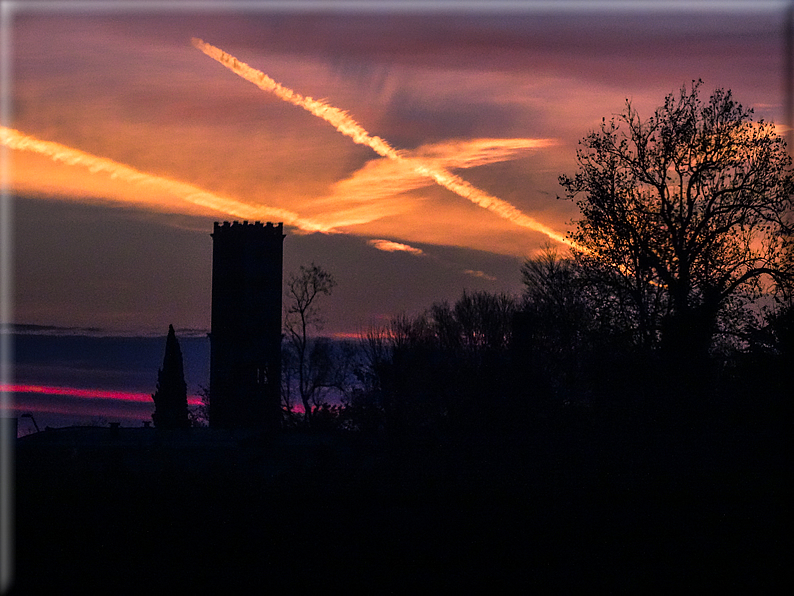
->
1 126 334 234
463 269 497 281
3 124 557 265
308 137 552 229
308 139 552 227
192 38 579 249
367 239 424 256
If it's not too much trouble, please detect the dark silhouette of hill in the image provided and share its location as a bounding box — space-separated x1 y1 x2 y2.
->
13 421 787 593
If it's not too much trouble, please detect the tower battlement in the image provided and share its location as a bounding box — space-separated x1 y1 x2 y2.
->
212 221 284 236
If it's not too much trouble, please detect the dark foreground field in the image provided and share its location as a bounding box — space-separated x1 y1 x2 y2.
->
12 424 788 593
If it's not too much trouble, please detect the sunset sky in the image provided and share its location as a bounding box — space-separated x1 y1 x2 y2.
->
4 1 791 336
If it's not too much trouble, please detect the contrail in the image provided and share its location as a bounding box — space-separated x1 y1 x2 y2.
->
192 38 583 251
0 126 333 234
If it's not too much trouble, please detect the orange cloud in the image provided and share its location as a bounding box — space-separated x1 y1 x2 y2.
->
306 137 554 229
1 126 334 234
367 239 424 256
4 122 570 257
192 38 580 250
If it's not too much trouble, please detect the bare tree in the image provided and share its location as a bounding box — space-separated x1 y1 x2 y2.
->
283 263 338 426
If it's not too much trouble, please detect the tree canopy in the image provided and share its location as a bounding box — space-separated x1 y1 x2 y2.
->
560 81 794 365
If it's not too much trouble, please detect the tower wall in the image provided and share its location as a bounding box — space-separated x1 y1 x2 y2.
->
209 221 285 429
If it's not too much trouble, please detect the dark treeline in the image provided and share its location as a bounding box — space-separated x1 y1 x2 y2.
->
347 289 519 437
327 254 793 440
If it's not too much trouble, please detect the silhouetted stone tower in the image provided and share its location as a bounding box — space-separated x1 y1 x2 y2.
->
209 221 285 429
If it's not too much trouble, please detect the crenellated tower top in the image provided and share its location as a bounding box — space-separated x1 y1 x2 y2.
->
212 221 285 237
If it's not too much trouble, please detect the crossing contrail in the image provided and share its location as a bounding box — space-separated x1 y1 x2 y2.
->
0 126 333 233
192 38 582 251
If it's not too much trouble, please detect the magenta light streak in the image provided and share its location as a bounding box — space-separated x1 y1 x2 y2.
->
1 384 202 406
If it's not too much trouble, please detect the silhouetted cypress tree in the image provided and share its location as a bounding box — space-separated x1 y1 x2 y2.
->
152 324 190 429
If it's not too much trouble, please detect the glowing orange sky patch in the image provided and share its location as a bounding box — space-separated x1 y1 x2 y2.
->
0 126 334 234
192 38 583 251
308 137 551 231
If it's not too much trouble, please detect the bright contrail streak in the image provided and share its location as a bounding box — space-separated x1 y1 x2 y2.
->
192 38 583 251
0 126 333 234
